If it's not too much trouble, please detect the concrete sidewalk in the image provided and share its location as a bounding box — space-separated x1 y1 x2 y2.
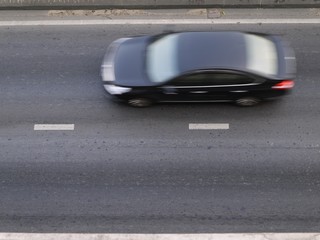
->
1 0 320 10
1 8 319 22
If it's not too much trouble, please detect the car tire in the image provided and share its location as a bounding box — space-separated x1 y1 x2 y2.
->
127 98 153 107
235 97 260 107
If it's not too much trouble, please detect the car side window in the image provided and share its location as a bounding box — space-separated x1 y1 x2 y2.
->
208 73 255 85
170 74 209 86
170 72 256 87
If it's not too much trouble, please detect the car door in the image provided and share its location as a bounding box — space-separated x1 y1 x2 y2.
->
194 71 262 101
158 72 225 102
158 71 261 102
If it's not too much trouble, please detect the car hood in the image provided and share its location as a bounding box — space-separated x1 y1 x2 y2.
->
114 36 153 87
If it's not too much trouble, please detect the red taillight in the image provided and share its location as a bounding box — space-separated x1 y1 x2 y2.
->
272 80 294 90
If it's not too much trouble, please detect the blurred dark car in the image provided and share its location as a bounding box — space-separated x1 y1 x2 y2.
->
101 31 296 107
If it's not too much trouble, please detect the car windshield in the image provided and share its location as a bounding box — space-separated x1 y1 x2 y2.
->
146 34 180 83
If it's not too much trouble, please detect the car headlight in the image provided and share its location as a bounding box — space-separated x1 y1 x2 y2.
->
101 64 115 82
104 85 132 95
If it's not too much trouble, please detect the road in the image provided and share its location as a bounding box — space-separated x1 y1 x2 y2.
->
1 19 320 233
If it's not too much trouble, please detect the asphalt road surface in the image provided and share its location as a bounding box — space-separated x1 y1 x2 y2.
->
1 21 320 233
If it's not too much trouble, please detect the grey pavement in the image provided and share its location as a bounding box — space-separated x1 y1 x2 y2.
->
0 13 320 233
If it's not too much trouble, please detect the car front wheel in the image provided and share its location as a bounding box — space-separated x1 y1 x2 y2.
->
235 97 260 107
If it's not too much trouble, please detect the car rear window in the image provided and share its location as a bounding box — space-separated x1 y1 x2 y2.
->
244 34 278 76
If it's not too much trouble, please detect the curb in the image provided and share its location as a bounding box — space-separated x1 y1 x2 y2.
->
1 0 320 10
1 233 320 240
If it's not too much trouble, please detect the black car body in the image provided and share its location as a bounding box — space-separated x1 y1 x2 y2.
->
101 31 296 107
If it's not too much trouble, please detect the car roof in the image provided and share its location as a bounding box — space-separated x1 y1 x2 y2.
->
173 31 273 76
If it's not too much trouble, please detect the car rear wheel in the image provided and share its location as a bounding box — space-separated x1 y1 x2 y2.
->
235 97 260 107
127 98 153 107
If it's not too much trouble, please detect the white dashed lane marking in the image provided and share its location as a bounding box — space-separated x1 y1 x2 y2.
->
189 123 229 130
34 124 75 131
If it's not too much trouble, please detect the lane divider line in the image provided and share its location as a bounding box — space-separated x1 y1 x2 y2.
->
189 123 229 130
1 19 320 26
34 124 75 131
0 233 320 240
